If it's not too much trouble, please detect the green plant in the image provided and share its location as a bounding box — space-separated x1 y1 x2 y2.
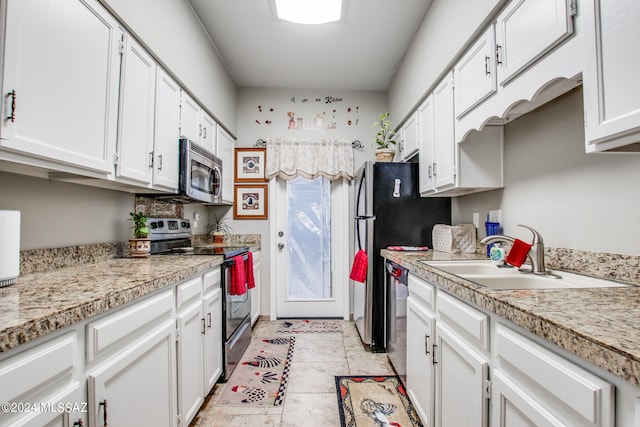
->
207 211 232 235
372 112 397 149
129 212 149 238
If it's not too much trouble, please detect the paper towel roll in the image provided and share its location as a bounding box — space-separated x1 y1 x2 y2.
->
0 210 20 287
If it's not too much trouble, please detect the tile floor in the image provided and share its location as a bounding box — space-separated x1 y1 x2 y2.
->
189 319 396 426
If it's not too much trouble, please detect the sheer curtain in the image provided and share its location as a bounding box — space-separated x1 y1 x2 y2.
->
266 138 354 181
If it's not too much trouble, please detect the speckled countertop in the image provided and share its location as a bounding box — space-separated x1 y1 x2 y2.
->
0 235 261 354
382 249 640 387
0 255 223 353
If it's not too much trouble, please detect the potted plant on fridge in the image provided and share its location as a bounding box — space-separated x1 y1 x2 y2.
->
208 211 232 243
129 212 151 258
372 112 397 162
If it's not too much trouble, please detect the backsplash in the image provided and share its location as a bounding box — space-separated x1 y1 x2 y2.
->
134 197 184 218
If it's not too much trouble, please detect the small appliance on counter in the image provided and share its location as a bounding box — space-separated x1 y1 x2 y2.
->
0 210 20 287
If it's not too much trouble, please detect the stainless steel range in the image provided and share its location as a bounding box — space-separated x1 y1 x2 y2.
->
147 217 252 380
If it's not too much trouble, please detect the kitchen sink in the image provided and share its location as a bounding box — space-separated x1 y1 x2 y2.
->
423 260 629 290
421 260 517 275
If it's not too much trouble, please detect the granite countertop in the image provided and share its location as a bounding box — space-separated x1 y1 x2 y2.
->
0 254 224 353
382 249 640 386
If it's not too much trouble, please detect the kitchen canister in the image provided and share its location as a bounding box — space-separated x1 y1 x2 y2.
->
0 210 20 287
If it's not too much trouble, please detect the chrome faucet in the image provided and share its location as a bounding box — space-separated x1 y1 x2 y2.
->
480 224 548 275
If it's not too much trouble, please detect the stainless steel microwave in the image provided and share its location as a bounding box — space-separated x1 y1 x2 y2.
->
179 138 222 204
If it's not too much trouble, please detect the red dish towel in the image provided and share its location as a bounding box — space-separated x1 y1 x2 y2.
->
231 255 247 295
245 251 255 289
506 238 532 268
349 249 368 283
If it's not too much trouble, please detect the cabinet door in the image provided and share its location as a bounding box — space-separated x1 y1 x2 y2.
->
583 0 640 151
418 94 435 195
153 69 180 190
216 126 235 203
14 383 86 427
435 322 489 427
88 320 177 427
116 34 156 184
201 112 217 154
495 0 574 86
203 288 223 393
406 297 436 426
180 92 201 143
454 26 497 118
400 112 419 160
432 73 456 191
0 0 121 173
177 302 205 426
491 370 564 427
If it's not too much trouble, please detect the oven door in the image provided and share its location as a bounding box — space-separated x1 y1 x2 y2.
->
182 139 222 204
223 257 251 340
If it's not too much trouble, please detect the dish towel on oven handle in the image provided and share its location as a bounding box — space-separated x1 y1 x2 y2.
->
349 249 368 283
244 251 255 289
231 255 247 295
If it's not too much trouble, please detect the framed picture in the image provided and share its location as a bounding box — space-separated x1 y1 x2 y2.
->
234 148 267 182
234 184 268 219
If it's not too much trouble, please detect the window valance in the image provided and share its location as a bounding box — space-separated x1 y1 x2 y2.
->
266 138 354 181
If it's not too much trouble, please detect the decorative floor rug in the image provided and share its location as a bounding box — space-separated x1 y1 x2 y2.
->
275 319 343 333
216 336 295 407
335 376 424 427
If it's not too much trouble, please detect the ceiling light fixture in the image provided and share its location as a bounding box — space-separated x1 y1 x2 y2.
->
274 0 343 25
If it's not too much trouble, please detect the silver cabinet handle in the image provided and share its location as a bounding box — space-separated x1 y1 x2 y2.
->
158 154 163 170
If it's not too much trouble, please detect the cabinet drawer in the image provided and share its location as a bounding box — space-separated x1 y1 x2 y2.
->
203 266 221 295
408 274 435 311
176 276 203 310
496 324 614 426
86 289 173 361
0 332 76 403
437 292 489 350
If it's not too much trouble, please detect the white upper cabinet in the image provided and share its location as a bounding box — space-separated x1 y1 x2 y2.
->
200 112 217 154
116 33 156 185
583 0 640 152
432 73 456 191
454 26 497 119
180 92 202 143
399 112 419 161
495 0 575 87
418 95 435 194
0 0 121 174
153 69 181 191
216 126 235 204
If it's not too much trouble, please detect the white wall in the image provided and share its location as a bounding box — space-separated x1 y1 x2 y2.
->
389 0 506 125
452 88 640 255
230 87 388 316
0 172 134 250
101 0 238 132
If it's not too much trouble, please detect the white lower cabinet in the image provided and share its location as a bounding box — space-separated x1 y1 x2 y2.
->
493 324 614 427
177 269 223 426
88 320 178 427
406 296 436 426
404 272 617 427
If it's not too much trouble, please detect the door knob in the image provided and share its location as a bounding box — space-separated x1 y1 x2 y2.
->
278 231 284 237
278 243 284 250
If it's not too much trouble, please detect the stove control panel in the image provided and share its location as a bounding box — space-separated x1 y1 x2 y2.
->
147 218 192 240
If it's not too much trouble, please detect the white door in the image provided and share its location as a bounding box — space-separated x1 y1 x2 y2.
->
407 297 436 426
273 176 349 318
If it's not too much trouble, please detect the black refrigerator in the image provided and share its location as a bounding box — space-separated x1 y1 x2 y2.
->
353 161 451 352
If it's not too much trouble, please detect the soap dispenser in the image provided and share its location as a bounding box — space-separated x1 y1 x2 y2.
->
489 243 505 264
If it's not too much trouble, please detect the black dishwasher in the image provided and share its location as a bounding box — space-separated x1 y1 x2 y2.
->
386 260 408 386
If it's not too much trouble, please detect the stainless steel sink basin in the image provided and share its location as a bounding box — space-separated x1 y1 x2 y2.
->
423 260 629 290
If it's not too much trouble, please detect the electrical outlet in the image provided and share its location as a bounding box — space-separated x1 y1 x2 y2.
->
472 212 480 228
